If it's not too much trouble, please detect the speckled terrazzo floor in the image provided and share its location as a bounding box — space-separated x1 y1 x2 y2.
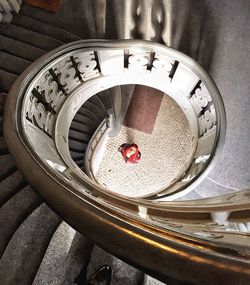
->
95 95 194 197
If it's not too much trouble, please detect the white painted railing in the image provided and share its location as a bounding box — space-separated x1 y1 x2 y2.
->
0 0 21 24
4 39 250 284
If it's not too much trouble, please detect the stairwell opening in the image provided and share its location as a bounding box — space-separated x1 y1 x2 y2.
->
77 84 195 198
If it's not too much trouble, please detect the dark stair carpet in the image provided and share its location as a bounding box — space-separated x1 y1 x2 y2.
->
0 5 146 285
0 50 31 75
0 24 63 51
0 204 61 285
0 34 45 61
0 70 17 92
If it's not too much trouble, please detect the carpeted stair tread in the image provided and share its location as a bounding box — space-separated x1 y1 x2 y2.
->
95 94 193 197
0 70 17 92
0 34 45 62
69 129 91 143
33 223 93 285
70 121 93 135
0 137 8 155
0 117 3 136
0 50 31 75
77 106 103 124
88 95 108 115
0 203 61 285
87 245 144 285
0 170 27 206
0 93 7 115
79 166 85 171
69 140 87 153
13 14 81 43
73 114 98 130
83 101 106 122
98 91 113 111
124 86 164 134
62 232 94 285
0 104 4 135
0 186 42 258
0 154 17 181
0 24 63 51
20 1 93 39
75 160 84 168
69 151 84 161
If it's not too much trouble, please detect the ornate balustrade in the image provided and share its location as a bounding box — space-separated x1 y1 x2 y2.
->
4 40 250 284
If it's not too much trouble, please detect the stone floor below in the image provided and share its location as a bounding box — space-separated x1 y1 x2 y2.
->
95 95 194 198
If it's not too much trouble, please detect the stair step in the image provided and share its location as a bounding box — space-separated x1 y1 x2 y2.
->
83 101 107 122
33 223 93 285
0 186 42 258
87 245 144 285
0 93 7 115
73 114 98 131
98 90 113 110
0 24 63 51
177 189 203 201
0 50 31 75
70 121 93 135
0 137 8 155
0 203 61 285
0 34 45 62
89 95 107 115
69 151 84 161
69 129 91 143
0 70 17 92
75 160 84 168
33 222 76 285
69 140 87 153
20 2 86 39
77 106 103 124
13 14 80 43
0 154 17 181
0 170 27 206
0 116 3 136
62 232 93 285
0 11 13 24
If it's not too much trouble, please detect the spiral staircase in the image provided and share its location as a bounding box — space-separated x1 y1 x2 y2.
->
0 1 250 285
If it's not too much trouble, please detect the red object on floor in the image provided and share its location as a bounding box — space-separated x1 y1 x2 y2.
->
124 85 164 134
24 0 62 13
118 143 141 164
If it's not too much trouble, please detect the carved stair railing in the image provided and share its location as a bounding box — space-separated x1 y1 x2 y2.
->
0 0 22 24
4 40 250 285
84 116 111 179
